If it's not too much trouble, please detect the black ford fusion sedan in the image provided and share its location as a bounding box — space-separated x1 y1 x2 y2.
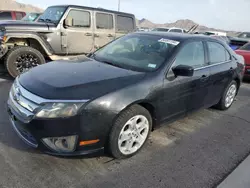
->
7 32 245 159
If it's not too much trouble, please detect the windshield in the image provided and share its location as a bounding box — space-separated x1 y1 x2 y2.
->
93 34 179 72
38 6 66 24
238 32 250 39
239 43 250 51
22 13 40 22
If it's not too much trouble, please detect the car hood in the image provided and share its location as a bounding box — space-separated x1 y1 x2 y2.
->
0 20 55 32
19 59 146 100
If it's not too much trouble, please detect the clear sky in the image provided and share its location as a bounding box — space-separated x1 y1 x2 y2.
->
17 0 250 31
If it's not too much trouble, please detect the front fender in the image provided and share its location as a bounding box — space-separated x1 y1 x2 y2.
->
4 32 53 55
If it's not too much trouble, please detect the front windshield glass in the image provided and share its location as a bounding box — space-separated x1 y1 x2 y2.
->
38 6 66 24
238 32 250 39
94 34 179 72
22 13 40 22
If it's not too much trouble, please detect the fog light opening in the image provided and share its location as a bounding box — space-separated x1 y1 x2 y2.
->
42 135 78 153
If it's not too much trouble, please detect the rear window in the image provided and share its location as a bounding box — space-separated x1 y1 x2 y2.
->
15 12 24 20
207 42 230 63
153 28 169 32
117 15 134 32
96 13 113 29
239 43 250 51
0 12 12 20
169 29 183 33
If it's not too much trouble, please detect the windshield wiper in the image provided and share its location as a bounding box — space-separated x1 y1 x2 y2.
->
38 18 45 22
38 18 55 24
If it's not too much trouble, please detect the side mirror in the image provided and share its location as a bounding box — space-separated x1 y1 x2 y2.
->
172 65 194 77
64 18 73 27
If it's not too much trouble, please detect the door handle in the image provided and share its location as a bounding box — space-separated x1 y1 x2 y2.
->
94 34 99 37
107 34 114 37
200 75 209 82
85 33 92 36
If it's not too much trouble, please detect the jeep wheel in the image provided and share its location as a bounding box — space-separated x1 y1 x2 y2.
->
5 46 46 78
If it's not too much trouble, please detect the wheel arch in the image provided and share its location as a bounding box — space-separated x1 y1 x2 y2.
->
5 34 53 57
113 100 158 132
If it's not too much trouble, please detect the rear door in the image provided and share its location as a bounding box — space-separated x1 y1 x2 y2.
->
160 41 209 122
206 41 234 106
115 14 135 39
61 8 94 54
94 11 115 49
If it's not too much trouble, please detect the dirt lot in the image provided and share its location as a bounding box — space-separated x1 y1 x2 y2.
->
0 72 250 188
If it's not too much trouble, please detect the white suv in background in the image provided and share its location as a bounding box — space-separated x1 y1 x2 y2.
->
152 27 186 33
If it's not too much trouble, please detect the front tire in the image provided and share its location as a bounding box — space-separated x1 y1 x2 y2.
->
216 80 237 110
109 105 152 159
5 46 46 78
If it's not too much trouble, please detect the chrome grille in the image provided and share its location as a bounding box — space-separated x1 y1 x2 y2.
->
11 81 41 113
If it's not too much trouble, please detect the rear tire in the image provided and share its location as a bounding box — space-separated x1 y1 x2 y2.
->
109 105 152 159
215 80 237 110
5 46 46 78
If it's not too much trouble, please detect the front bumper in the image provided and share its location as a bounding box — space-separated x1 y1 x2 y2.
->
7 84 105 156
7 104 104 156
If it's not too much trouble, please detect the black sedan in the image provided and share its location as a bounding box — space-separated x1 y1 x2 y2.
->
7 32 245 159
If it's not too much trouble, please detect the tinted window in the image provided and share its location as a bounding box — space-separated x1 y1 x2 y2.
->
239 43 250 51
207 42 227 63
169 29 183 33
96 13 113 29
117 15 134 32
16 12 24 20
67 10 90 28
152 28 169 32
175 41 205 68
0 12 12 20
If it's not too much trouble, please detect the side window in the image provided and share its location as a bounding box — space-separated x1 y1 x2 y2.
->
207 42 227 64
16 12 23 20
0 12 12 20
174 41 205 68
67 10 90 28
117 15 134 32
96 13 113 29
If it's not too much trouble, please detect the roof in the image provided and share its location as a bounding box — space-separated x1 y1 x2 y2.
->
134 31 214 42
49 5 134 17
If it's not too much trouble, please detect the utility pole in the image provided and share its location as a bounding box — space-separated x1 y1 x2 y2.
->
118 0 120 11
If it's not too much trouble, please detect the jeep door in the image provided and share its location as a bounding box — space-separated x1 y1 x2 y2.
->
115 15 135 39
93 11 115 49
61 8 94 54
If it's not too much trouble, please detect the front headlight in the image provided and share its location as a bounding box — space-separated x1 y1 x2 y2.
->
35 103 84 118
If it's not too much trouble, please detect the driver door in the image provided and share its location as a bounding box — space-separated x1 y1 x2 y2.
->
159 41 210 122
61 8 94 54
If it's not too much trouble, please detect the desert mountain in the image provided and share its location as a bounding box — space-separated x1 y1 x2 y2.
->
0 0 43 12
137 18 237 34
